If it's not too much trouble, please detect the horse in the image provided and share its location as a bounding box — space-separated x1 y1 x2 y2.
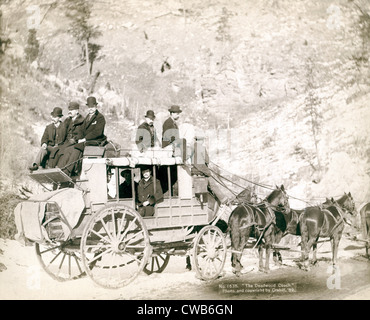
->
185 186 255 271
271 208 303 264
299 192 356 270
228 185 290 276
359 202 370 258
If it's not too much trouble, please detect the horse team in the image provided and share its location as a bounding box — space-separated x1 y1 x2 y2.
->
227 187 368 276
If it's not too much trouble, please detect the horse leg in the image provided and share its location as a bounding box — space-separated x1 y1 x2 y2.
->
273 250 282 265
331 231 342 267
264 244 271 273
311 237 319 266
273 229 283 265
258 244 264 272
186 255 192 270
231 231 246 277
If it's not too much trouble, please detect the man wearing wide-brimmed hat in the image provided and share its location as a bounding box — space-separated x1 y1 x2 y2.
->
162 105 182 148
135 109 160 152
28 107 67 171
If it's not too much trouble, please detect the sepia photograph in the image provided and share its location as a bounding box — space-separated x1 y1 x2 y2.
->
0 0 369 303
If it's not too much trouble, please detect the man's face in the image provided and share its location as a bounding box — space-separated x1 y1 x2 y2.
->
171 112 180 121
145 117 154 126
51 115 62 123
142 169 151 180
68 109 79 118
88 106 97 115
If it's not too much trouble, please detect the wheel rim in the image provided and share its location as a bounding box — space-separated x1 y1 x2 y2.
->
35 242 85 282
192 225 227 280
81 205 151 289
143 253 170 275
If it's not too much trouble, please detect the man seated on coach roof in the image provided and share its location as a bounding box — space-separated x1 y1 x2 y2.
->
50 101 85 168
135 110 160 152
162 105 182 148
29 106 67 171
137 166 163 217
56 96 107 176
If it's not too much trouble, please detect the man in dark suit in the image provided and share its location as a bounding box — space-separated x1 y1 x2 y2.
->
137 166 163 217
162 105 182 148
136 110 160 152
49 101 85 168
56 96 107 176
29 107 66 171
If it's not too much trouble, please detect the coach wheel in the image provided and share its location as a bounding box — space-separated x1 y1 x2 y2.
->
80 204 151 289
143 253 170 275
192 225 227 281
35 241 85 282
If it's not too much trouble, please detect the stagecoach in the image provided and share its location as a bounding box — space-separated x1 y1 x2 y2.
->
14 144 229 288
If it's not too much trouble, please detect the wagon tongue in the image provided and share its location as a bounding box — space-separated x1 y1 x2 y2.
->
28 168 74 188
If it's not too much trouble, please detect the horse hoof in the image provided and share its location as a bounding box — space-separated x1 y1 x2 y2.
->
232 269 241 277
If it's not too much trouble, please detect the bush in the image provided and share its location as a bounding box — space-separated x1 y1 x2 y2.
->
24 29 39 63
0 192 21 239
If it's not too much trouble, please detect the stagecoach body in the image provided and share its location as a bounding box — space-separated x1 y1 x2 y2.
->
14 147 228 288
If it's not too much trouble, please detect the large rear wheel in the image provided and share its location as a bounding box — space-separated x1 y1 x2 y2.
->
80 204 151 289
35 241 85 281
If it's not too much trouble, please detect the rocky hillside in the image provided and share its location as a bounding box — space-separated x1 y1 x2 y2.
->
0 0 369 210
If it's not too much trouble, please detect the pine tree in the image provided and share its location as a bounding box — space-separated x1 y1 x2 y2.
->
65 0 101 75
24 29 39 62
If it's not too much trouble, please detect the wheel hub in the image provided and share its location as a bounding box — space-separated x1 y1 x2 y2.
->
207 246 217 259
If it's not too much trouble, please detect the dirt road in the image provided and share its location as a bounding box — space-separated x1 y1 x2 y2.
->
0 236 369 300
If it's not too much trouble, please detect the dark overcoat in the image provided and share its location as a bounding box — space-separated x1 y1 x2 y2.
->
65 114 85 142
162 117 179 148
137 176 164 216
76 110 106 145
136 122 157 150
41 122 66 147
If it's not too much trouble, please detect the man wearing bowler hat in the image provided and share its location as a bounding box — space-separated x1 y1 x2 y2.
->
57 96 107 176
137 166 163 217
136 109 160 152
162 105 182 148
51 101 85 168
29 107 67 171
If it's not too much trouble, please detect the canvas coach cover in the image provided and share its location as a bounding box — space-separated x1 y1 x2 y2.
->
14 188 85 243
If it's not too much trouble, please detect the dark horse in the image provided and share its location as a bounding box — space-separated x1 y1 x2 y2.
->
228 185 290 275
359 202 370 258
271 207 303 264
299 192 356 270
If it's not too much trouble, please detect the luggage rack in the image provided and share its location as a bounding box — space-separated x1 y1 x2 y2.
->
29 168 75 190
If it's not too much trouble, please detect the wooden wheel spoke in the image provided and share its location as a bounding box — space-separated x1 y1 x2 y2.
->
99 217 114 242
118 216 138 243
193 226 226 281
73 253 83 274
87 249 113 265
81 205 150 289
90 229 111 244
40 245 61 255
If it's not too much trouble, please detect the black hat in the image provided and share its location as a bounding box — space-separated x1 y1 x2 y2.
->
86 96 98 107
51 107 63 117
144 110 156 120
68 101 80 110
141 165 152 173
168 105 182 113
